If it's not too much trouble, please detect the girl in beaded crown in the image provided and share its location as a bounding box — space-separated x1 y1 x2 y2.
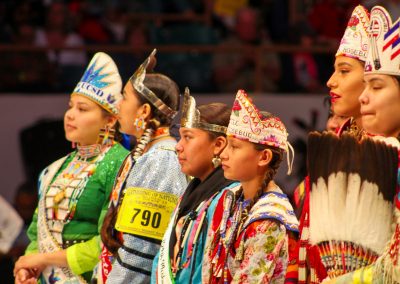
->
202 89 299 283
13 52 129 284
326 6 400 283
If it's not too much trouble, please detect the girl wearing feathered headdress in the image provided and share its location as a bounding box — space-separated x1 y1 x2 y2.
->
295 6 373 283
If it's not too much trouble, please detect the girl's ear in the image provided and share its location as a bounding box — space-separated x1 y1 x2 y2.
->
138 103 152 121
213 136 227 156
258 148 272 167
106 115 118 128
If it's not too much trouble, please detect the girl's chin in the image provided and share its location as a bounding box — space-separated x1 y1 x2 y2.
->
64 135 74 143
223 171 234 180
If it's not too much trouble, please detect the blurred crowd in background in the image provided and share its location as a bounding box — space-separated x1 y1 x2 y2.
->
2 0 399 93
2 0 400 281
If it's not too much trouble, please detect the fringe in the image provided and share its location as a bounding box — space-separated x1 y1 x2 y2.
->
373 208 400 284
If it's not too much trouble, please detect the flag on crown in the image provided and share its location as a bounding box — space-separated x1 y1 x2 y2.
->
336 5 370 61
72 52 122 114
365 6 400 75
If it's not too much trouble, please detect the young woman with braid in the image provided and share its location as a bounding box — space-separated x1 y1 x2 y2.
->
202 90 299 283
151 88 238 283
98 50 187 283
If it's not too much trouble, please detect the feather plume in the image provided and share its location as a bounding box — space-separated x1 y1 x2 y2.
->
307 132 398 276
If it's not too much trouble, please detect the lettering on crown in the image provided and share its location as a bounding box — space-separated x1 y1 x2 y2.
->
231 129 253 138
230 119 239 126
76 82 105 97
342 48 365 58
107 94 116 104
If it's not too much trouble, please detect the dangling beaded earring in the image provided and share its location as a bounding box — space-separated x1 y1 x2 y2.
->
97 125 115 147
212 155 222 168
72 142 76 149
134 117 146 132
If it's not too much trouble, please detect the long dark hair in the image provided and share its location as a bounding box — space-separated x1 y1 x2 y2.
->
176 102 231 218
137 73 180 127
198 102 231 139
101 73 180 254
234 112 284 212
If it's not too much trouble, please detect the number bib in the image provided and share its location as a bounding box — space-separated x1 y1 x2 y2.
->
115 187 179 240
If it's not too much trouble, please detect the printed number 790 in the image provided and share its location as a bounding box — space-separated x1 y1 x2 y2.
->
130 208 161 228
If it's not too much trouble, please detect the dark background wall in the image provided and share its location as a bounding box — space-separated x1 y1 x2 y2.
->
0 93 327 203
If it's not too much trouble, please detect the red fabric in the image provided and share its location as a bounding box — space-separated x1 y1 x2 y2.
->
297 176 327 283
284 232 299 283
208 191 227 284
396 151 400 210
100 245 113 283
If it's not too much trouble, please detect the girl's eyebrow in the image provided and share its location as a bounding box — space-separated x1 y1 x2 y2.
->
337 62 352 68
76 102 89 106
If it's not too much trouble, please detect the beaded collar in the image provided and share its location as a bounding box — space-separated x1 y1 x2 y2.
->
76 144 102 159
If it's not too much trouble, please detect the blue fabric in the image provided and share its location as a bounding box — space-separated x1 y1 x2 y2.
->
120 133 132 150
107 140 187 284
151 182 239 283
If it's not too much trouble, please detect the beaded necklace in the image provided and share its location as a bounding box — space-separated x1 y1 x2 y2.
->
47 143 107 222
220 190 250 250
215 188 254 283
171 192 218 276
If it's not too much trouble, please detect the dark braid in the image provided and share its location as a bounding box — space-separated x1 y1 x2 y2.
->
101 73 179 254
245 144 284 213
229 143 284 220
246 111 285 210
101 203 122 254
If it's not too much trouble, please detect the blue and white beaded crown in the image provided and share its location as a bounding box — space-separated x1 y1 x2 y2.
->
72 52 122 114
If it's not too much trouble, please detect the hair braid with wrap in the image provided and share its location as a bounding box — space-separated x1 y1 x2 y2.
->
101 72 180 254
240 111 285 215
